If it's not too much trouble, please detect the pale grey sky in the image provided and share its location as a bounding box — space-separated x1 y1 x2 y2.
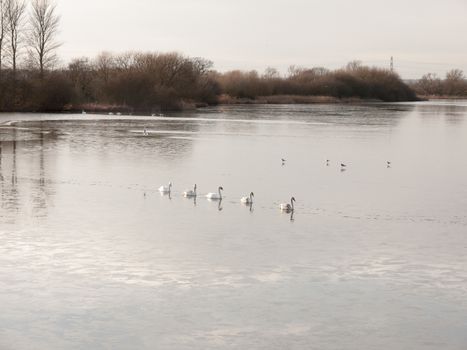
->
57 0 467 78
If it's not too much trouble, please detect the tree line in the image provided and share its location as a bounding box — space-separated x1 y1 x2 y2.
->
0 0 58 75
0 0 442 113
0 54 420 112
215 62 417 103
409 69 467 97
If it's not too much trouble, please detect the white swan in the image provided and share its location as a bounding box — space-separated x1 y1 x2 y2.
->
183 184 197 197
159 182 172 193
206 186 223 200
280 197 295 212
241 192 254 204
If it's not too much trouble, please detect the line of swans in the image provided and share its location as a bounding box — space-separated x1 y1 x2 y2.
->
157 183 296 213
155 158 392 214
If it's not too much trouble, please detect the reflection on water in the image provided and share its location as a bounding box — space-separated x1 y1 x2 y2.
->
1 102 467 350
0 127 55 220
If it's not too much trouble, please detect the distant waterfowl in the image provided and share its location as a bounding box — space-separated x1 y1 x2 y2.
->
183 184 197 197
143 127 148 136
159 182 172 193
241 192 254 204
81 110 86 114
280 197 295 212
206 186 223 200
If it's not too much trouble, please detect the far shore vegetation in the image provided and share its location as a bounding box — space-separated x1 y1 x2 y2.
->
408 70 467 99
0 0 466 113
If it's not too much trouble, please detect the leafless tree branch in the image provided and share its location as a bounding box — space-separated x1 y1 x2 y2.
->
5 0 26 73
28 0 60 75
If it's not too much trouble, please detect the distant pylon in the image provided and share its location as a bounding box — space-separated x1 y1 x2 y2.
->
390 56 394 72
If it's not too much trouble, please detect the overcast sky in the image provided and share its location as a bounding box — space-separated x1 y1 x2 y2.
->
56 0 467 79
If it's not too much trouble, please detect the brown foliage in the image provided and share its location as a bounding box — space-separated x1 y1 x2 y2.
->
410 69 467 97
217 64 417 102
0 56 419 113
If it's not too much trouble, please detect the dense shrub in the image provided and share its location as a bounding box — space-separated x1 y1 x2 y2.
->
0 52 220 112
410 69 467 97
217 63 418 102
0 55 421 113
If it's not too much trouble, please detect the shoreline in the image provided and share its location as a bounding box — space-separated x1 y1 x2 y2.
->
416 95 467 100
56 95 422 114
217 95 377 105
2 95 466 116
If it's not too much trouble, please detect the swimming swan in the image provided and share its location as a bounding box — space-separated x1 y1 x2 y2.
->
206 186 223 200
184 184 197 197
159 182 172 193
280 197 295 212
241 192 254 204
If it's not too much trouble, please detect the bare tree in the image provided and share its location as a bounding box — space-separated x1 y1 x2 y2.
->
287 65 305 79
95 51 115 83
29 0 60 75
444 69 466 96
6 0 26 73
345 60 362 72
446 69 464 81
416 73 442 96
263 67 280 79
0 0 6 71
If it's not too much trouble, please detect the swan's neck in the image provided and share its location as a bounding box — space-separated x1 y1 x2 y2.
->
218 188 222 199
291 199 294 210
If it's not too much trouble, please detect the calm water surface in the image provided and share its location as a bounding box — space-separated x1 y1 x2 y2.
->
1 101 467 349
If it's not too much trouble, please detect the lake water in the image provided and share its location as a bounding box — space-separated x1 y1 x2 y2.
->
0 101 467 349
